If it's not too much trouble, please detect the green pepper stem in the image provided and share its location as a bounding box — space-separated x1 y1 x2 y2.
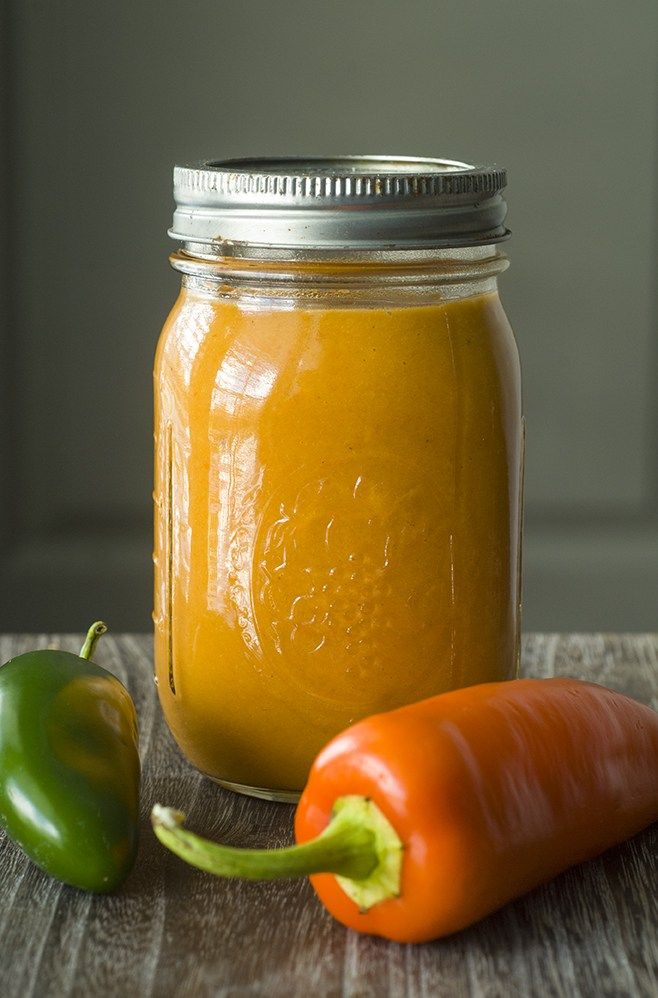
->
79 621 108 661
151 795 404 911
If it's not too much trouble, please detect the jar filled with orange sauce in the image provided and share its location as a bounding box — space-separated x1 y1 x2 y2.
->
154 157 524 800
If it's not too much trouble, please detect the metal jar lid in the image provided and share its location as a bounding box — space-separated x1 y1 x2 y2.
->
170 156 509 258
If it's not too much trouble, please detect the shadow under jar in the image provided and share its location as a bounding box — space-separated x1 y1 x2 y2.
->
153 156 524 801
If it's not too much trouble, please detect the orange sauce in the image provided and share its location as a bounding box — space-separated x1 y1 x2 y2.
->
154 284 522 794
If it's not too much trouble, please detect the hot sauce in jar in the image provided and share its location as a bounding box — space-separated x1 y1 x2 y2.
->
154 157 523 799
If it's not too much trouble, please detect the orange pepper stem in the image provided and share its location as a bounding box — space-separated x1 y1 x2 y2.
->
79 621 108 661
151 796 404 911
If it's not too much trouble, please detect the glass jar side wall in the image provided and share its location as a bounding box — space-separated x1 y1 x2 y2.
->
153 256 522 797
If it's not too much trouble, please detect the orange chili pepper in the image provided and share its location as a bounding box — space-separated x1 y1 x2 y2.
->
152 678 658 943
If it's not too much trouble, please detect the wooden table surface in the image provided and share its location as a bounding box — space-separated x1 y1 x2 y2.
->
0 634 656 998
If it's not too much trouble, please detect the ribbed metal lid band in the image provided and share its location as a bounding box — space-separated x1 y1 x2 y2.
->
170 156 509 254
174 164 507 201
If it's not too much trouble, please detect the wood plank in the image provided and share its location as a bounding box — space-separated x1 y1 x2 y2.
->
0 634 655 997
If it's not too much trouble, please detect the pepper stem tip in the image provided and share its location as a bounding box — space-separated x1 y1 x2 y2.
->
80 621 108 661
151 804 187 831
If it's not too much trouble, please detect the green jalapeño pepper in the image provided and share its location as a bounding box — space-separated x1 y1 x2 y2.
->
0 623 140 892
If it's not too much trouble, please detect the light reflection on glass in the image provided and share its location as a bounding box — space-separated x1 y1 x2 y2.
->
211 346 278 415
175 300 216 389
205 341 279 658
164 302 216 608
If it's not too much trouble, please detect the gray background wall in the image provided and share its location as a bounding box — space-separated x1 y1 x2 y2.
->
1 0 657 633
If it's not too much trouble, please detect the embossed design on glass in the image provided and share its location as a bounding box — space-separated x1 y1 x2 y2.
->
254 466 449 704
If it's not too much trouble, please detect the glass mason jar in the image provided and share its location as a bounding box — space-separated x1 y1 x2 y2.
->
153 157 523 801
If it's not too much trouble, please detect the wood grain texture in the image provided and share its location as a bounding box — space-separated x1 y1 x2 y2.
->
0 633 656 998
